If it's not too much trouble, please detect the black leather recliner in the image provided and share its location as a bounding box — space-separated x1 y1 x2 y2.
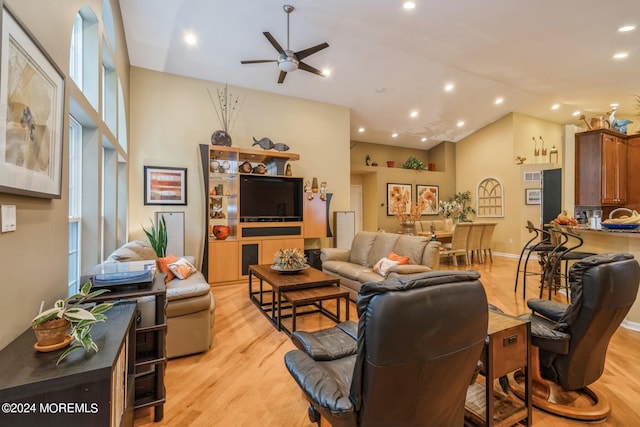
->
284 271 489 427
515 253 640 421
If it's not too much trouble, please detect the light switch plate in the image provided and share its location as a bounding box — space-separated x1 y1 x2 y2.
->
1 204 16 232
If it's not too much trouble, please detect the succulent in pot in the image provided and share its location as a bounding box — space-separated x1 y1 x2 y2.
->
273 248 308 271
32 282 113 364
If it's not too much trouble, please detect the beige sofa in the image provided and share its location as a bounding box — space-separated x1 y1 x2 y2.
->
320 231 441 300
104 241 215 358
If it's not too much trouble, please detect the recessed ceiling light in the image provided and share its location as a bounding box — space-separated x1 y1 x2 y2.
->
374 87 386 93
392 133 398 138
444 83 455 92
551 104 560 110
613 52 629 59
572 111 581 117
322 68 331 77
403 1 416 10
610 103 619 108
494 97 504 105
358 127 365 133
184 32 197 46
410 110 419 118
619 25 636 32
456 121 465 127
421 137 427 142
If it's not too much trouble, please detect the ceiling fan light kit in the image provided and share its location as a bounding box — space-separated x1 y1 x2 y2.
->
241 4 329 84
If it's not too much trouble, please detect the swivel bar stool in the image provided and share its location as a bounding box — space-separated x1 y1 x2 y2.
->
514 221 563 300
540 224 596 302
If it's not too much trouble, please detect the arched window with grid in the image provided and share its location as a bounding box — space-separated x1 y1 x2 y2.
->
477 178 504 217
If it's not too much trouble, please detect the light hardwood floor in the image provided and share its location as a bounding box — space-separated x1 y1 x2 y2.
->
135 257 640 426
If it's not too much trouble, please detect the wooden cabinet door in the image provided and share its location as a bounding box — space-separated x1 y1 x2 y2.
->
209 240 239 283
261 238 304 264
601 135 627 205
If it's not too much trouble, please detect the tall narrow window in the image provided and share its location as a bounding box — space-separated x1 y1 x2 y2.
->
477 178 504 217
68 116 82 295
69 13 83 88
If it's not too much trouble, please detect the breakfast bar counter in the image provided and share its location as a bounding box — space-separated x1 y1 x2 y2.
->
567 226 640 326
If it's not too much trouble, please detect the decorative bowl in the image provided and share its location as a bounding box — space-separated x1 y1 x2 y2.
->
270 264 310 274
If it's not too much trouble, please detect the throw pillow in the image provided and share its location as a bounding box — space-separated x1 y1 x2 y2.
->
157 254 178 283
388 251 411 265
168 257 198 280
373 257 399 276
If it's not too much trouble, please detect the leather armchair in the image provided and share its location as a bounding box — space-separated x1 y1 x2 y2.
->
284 270 488 426
515 253 640 421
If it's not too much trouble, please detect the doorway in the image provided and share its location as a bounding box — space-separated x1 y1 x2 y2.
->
350 185 363 233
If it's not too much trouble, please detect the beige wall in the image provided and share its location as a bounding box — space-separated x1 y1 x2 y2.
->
456 113 565 255
128 68 351 264
350 141 456 232
0 0 130 350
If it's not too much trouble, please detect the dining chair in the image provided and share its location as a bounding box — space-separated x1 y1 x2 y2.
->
440 222 471 266
466 223 485 263
479 222 497 262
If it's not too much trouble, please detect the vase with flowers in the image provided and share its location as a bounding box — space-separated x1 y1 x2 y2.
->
208 84 243 146
391 199 426 235
439 191 476 223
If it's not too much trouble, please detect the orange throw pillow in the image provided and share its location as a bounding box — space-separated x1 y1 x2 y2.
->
388 251 411 265
157 254 178 283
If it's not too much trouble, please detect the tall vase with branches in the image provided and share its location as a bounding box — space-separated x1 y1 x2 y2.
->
208 84 243 146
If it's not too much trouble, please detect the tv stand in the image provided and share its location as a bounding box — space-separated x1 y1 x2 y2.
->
200 144 308 285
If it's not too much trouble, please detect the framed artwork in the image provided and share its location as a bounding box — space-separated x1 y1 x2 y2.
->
525 188 541 205
416 185 439 215
0 8 65 198
144 166 188 205
387 183 411 216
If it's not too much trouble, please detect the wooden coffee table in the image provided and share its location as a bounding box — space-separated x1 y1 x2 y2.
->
248 264 347 335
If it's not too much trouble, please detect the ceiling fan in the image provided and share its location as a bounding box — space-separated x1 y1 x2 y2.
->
241 5 329 84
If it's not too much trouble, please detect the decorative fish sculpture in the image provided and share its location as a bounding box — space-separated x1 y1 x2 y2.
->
273 143 290 152
252 137 274 150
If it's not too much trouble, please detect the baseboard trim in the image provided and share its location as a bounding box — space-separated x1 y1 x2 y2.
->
621 320 640 332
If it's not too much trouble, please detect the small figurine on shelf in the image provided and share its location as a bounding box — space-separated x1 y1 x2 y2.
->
285 163 292 176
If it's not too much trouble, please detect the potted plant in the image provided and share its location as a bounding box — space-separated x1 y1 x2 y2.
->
142 215 167 257
32 283 113 364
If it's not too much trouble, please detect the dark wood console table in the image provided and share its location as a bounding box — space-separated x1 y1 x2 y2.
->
0 302 136 427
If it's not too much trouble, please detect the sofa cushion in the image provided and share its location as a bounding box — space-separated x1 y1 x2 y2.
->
388 251 410 265
349 232 378 266
168 257 198 279
393 235 427 265
322 260 372 282
366 233 401 267
158 254 178 283
105 240 158 263
373 257 399 276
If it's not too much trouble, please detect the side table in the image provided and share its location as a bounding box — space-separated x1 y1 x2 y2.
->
465 311 532 427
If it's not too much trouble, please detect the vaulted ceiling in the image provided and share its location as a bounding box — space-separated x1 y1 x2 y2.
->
121 0 640 149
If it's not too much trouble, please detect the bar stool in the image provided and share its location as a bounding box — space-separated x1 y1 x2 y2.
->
514 221 563 300
540 224 596 301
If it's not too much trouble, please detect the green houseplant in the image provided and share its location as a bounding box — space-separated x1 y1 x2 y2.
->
143 215 167 257
401 155 427 170
32 283 113 364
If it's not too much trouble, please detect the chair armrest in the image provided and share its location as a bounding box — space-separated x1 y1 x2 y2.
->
290 321 358 361
527 298 567 322
284 350 355 417
519 313 570 355
320 248 351 263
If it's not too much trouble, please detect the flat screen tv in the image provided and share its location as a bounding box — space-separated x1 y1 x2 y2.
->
240 175 303 222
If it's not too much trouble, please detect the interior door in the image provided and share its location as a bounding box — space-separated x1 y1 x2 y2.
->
350 185 363 233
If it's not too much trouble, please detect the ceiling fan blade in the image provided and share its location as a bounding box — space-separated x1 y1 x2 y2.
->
263 32 285 55
295 42 329 61
277 71 287 84
298 61 324 77
241 59 277 64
